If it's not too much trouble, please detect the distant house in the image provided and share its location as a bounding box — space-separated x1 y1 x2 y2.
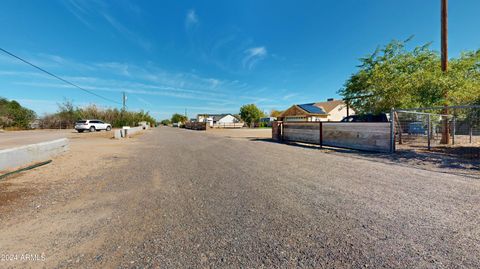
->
260 117 276 123
197 114 243 128
278 99 354 122
259 117 277 127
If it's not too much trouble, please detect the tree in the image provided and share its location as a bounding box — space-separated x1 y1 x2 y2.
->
171 113 188 124
57 99 81 127
339 39 480 114
40 101 156 128
0 97 36 129
270 109 284 117
240 104 265 127
160 119 171 125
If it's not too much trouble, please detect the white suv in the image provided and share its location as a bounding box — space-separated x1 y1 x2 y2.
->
75 119 112 133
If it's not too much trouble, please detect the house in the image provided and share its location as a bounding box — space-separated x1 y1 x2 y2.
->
259 117 277 127
197 114 243 128
260 117 277 123
278 99 354 122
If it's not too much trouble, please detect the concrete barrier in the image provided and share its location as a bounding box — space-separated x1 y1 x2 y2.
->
113 126 148 139
0 138 69 171
114 129 124 139
124 126 144 137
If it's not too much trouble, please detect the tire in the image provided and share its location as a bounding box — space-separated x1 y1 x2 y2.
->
106 126 111 131
89 126 95 132
77 130 84 133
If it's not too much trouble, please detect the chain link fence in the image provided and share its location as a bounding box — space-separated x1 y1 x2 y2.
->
393 106 480 159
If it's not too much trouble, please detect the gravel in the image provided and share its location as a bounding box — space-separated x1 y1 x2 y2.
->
1 127 479 268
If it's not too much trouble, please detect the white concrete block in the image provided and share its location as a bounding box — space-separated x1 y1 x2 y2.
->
0 138 69 171
114 130 123 139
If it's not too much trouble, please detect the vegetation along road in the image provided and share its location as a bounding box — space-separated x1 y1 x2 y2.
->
1 127 479 268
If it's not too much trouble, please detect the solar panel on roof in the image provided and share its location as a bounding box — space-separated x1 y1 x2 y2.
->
298 103 326 114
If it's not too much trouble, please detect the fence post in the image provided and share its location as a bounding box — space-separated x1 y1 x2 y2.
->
470 123 473 144
281 122 284 142
390 109 395 153
394 110 403 144
427 114 431 150
452 117 456 145
319 121 323 149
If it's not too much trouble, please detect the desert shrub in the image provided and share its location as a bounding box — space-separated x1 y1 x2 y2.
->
40 101 156 128
0 97 36 129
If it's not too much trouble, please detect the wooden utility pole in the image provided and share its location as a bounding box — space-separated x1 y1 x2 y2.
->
440 0 450 144
122 92 127 111
441 0 448 72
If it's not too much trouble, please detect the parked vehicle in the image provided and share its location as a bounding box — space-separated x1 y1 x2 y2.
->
341 113 389 122
75 119 112 133
408 122 426 135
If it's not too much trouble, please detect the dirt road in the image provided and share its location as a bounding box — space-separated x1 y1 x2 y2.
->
0 127 479 268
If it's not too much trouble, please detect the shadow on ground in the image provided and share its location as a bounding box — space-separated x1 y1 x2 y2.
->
250 138 480 179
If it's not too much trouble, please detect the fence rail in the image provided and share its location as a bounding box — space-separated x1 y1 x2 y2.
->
272 105 479 162
392 106 479 159
211 122 244 128
185 122 207 130
273 121 392 153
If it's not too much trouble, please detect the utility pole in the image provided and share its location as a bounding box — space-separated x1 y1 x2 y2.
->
440 0 450 144
122 92 127 111
441 0 448 72
185 108 187 118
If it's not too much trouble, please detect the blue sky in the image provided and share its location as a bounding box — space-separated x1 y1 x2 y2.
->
0 0 479 120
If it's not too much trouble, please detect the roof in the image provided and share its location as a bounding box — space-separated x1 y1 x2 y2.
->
198 113 240 121
313 100 346 113
297 103 327 114
279 99 349 118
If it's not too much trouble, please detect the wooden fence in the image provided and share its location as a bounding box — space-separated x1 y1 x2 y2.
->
185 122 207 130
273 121 392 153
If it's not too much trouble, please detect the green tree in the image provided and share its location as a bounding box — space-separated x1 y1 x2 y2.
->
270 109 283 117
57 99 81 127
171 113 188 123
339 38 480 114
160 119 171 125
0 97 36 129
240 104 265 127
40 101 156 129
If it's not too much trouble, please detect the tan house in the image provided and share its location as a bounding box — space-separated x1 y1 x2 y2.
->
278 99 354 122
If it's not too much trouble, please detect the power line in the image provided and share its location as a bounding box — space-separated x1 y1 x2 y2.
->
0 47 121 105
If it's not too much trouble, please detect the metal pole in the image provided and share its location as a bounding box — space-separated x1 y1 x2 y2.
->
280 122 284 142
452 117 456 145
390 109 395 153
427 114 431 150
470 124 473 144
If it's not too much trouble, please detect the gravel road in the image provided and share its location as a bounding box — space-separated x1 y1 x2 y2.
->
1 127 479 268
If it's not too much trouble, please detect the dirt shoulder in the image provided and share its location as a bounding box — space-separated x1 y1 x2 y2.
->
0 129 147 268
0 129 123 150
